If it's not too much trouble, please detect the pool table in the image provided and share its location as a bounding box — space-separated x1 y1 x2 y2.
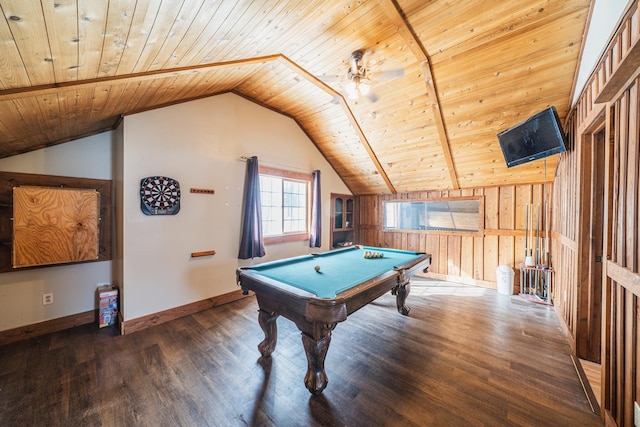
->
236 245 431 394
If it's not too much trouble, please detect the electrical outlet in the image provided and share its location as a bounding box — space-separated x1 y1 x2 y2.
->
635 401 640 427
42 293 53 305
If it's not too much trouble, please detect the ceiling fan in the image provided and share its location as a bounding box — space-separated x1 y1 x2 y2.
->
342 49 404 103
345 50 372 101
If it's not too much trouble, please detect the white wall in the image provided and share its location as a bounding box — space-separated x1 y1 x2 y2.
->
120 93 350 321
0 133 114 331
572 0 629 104
0 94 351 332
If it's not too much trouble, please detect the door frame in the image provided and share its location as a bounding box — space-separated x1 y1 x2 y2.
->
576 112 610 363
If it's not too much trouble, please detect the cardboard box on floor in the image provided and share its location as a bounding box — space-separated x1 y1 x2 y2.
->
97 285 118 328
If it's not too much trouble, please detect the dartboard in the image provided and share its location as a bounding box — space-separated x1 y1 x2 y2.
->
139 176 181 215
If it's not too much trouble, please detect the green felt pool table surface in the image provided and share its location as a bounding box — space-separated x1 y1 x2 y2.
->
245 246 425 298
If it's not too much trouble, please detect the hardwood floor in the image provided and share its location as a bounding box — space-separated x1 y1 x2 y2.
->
0 278 602 426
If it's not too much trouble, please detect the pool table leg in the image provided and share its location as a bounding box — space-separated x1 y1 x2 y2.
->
257 309 279 357
301 324 336 395
392 271 411 315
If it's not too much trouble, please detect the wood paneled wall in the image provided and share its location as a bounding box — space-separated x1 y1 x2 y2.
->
553 2 640 425
604 79 640 427
356 184 550 290
551 112 580 347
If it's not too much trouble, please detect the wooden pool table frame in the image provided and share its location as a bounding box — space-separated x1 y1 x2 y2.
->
236 248 432 394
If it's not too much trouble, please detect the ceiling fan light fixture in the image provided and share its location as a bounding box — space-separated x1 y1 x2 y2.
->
341 49 388 101
345 81 359 99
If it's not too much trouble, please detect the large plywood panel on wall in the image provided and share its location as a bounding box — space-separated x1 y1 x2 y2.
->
12 186 99 268
0 171 112 272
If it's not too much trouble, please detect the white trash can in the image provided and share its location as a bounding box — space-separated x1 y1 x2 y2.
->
496 265 515 295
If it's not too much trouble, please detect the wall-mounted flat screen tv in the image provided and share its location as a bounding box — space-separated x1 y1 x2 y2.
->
497 106 567 168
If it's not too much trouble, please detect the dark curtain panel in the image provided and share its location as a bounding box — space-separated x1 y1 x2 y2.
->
238 156 266 259
309 170 321 248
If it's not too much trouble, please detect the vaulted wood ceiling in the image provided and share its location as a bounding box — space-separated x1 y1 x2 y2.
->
0 0 591 194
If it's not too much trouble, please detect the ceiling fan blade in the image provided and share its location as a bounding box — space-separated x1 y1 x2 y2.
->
316 73 341 82
361 49 374 65
375 68 405 80
366 91 379 103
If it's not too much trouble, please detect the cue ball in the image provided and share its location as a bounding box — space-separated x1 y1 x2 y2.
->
315 265 321 272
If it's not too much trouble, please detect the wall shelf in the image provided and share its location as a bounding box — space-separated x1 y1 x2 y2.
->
191 250 216 258
190 188 215 194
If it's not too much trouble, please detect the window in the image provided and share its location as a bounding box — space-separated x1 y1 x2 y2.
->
383 197 483 234
259 166 311 244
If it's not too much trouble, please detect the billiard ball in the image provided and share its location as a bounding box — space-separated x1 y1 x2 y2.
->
315 265 321 272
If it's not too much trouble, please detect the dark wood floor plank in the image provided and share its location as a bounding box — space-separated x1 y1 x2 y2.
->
0 278 601 426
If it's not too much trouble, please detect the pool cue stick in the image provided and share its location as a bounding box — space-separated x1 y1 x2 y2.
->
536 203 540 265
537 203 542 296
542 162 548 268
545 195 551 300
540 197 547 266
529 202 534 258
524 203 529 259
523 203 528 294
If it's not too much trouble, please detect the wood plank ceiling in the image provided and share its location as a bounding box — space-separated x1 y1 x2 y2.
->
0 0 592 195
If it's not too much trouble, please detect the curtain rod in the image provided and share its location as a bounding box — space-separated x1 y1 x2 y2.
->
238 156 316 174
